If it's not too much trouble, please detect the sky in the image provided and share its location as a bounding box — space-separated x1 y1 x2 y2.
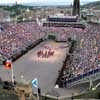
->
0 0 99 5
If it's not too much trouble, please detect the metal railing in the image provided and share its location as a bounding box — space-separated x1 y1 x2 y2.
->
65 68 100 88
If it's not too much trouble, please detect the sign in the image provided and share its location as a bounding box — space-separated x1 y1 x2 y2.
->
32 78 38 88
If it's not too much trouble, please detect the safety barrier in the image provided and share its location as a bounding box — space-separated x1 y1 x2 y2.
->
66 68 100 87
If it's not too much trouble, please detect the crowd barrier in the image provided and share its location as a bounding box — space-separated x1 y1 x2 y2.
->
66 68 100 87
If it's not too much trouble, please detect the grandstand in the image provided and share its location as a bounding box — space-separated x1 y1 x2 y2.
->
42 15 86 29
0 22 45 62
43 21 86 29
1 19 99 85
55 23 100 88
47 15 78 22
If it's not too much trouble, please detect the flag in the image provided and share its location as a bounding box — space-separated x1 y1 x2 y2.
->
32 78 38 88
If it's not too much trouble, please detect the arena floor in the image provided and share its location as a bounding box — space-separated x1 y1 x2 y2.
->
0 40 80 97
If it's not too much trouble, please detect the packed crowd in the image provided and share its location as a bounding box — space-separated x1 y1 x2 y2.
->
55 23 100 87
0 22 46 60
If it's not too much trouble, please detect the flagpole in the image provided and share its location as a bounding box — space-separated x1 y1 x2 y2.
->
11 63 14 83
38 76 40 100
37 89 40 100
11 38 15 84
